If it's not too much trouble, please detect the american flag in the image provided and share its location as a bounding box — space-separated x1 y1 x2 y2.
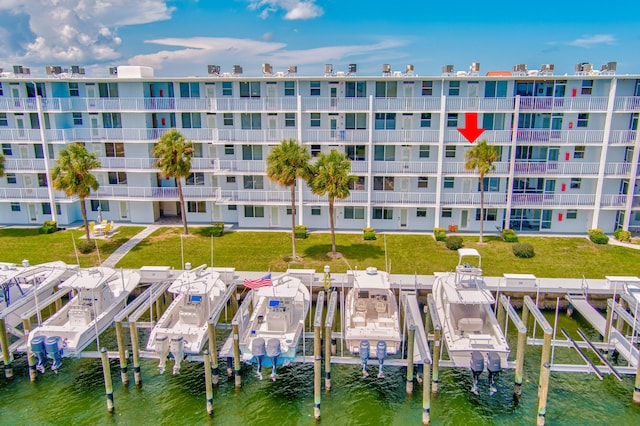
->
243 273 272 289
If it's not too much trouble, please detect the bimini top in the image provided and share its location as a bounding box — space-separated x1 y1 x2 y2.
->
168 266 222 296
352 267 391 290
60 267 117 290
253 275 303 298
457 248 481 268
441 274 495 305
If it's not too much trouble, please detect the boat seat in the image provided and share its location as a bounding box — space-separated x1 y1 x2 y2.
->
377 317 395 328
352 313 366 328
458 318 484 335
355 298 367 312
267 312 287 332
375 301 387 314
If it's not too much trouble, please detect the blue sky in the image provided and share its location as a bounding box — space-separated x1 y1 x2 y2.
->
0 0 639 77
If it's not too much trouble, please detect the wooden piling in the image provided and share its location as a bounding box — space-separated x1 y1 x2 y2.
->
324 321 332 391
515 302 530 397
604 301 613 343
207 322 219 385
25 329 37 382
537 331 552 426
115 321 128 386
406 327 415 394
634 347 640 404
496 299 506 331
314 318 322 419
232 323 242 388
431 327 441 393
204 350 214 416
100 348 115 413
422 363 431 425
129 321 142 386
0 318 13 379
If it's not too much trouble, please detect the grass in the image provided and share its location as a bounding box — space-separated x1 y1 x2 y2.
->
0 226 144 268
116 228 640 279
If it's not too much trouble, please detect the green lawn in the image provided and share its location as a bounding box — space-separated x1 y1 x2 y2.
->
0 226 144 268
116 228 640 279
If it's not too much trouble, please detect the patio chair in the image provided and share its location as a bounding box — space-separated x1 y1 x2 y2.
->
89 221 96 235
104 223 112 235
101 219 107 225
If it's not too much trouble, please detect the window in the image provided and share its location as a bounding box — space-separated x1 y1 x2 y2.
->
179 82 200 98
284 81 295 96
10 203 20 212
37 173 47 187
310 113 321 127
181 112 202 129
344 207 365 219
310 81 321 96
91 200 110 211
631 113 638 131
222 82 232 96
0 82 3 96
34 144 44 159
484 81 507 98
419 146 430 158
483 113 506 130
186 172 205 186
447 113 458 128
345 81 366 98
373 207 393 220
226 176 236 183
243 175 264 189
349 176 365 191
102 113 122 128
448 81 460 96
374 145 395 161
581 80 593 95
72 112 83 125
577 113 589 128
6 173 16 184
41 203 51 215
224 145 234 155
105 142 124 157
1 143 10 155
416 208 427 217
108 171 127 185
345 145 366 161
375 81 397 98
443 177 454 188
187 201 206 213
240 113 261 130
345 113 367 129
0 113 9 128
476 208 497 221
311 145 321 157
477 177 500 192
244 205 264 218
98 82 118 98
574 146 585 159
373 176 394 191
374 113 396 130
228 205 237 211
68 82 79 97
421 81 433 96
418 177 429 188
566 209 578 219
223 113 233 126
311 207 321 216
570 178 581 189
285 113 296 127
441 208 452 218
445 145 456 158
286 207 293 215
239 82 260 98
242 145 262 160
420 113 431 128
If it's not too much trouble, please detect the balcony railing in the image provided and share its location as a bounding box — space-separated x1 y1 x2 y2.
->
217 129 298 143
304 191 369 204
301 129 369 143
300 97 369 111
217 160 265 173
371 130 440 144
510 193 595 206
446 97 517 112
372 97 442 112
609 130 637 145
600 194 627 207
0 187 51 200
444 130 513 144
604 162 632 176
3 158 46 171
372 161 438 174
518 97 609 111
613 97 640 111
515 129 604 144
513 161 600 175
440 192 507 206
220 190 291 203
442 161 510 174
92 186 221 200
371 191 437 205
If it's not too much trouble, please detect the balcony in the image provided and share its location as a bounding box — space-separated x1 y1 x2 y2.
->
604 162 632 176
444 130 513 144
0 129 42 142
300 97 369 111
372 161 438 174
217 160 265 173
371 130 439 144
442 161 510 174
0 98 38 112
3 158 46 171
217 129 297 143
30 128 218 144
600 194 627 207
510 193 595 207
220 190 290 204
349 162 368 173
515 129 604 145
301 129 369 143
609 130 637 145
446 97 516 112
92 186 221 200
0 187 52 201
304 191 368 204
613 97 640 112
518 97 608 112
371 191 437 205
372 97 442 112
214 97 298 112
513 161 600 176
440 192 507 206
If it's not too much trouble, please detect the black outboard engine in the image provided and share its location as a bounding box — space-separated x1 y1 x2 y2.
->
376 341 387 379
359 340 370 377
251 338 266 380
470 351 484 395
486 352 501 395
266 338 281 381
31 335 47 373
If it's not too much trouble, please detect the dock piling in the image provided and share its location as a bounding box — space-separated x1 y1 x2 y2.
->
406 326 415 394
100 348 115 413
232 323 242 388
324 291 337 391
25 330 37 381
207 322 219 385
204 350 214 416
313 291 324 420
422 363 431 425
115 321 129 386
129 321 142 386
0 318 13 379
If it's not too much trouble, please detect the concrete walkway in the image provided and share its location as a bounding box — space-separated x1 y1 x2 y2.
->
102 225 158 268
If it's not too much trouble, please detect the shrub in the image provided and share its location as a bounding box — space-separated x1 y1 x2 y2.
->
363 227 376 241
590 233 609 245
38 220 58 234
77 240 95 254
294 225 307 239
614 229 631 242
445 236 463 250
211 222 224 237
513 242 535 258
434 227 446 242
501 228 518 243
613 228 623 240
588 228 604 237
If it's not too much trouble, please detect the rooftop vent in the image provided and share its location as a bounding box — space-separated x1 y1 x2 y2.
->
347 63 357 74
262 63 273 75
382 63 391 76
405 64 415 76
232 64 243 75
469 62 480 75
442 64 454 75
207 64 220 76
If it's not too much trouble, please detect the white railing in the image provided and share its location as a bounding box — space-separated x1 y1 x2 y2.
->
510 193 595 206
0 98 38 112
304 191 369 204
608 130 637 145
604 163 631 176
301 129 369 143
372 161 438 174
371 191 437 204
372 97 442 111
518 96 609 111
0 129 42 142
39 128 218 143
213 97 298 112
613 97 640 111
217 160 265 173
444 130 513 143
3 158 46 171
445 97 517 112
92 186 221 200
442 161 510 174
513 161 600 175
0 187 51 200
300 97 369 111
514 129 604 144
600 194 627 207
220 190 291 203
217 129 298 143
349 162 368 173
440 192 507 206
371 130 440 143
96 157 218 170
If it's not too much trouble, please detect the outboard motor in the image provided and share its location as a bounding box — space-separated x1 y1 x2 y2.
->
359 340 370 378
45 336 63 372
31 335 47 373
266 338 281 381
486 352 501 395
251 338 266 380
155 336 169 374
170 336 184 375
376 341 387 379
470 351 484 395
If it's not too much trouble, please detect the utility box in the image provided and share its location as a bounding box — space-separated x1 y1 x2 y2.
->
503 273 537 287
140 266 171 282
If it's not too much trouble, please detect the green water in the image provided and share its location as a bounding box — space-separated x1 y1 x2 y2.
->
2 313 640 425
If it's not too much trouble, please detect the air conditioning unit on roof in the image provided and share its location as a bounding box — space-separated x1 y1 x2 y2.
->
442 64 454 75
46 65 63 75
232 65 243 75
70 65 85 74
469 62 480 74
348 64 357 74
109 67 118 75
382 63 391 75
513 64 527 73
405 64 414 75
262 63 273 75
207 65 220 76
287 65 297 74
325 64 333 75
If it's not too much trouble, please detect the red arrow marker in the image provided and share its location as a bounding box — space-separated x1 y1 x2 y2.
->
457 112 485 143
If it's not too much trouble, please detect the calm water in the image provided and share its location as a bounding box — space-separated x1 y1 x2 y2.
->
2 311 640 425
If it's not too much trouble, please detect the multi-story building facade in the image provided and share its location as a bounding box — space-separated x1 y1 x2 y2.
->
0 62 639 234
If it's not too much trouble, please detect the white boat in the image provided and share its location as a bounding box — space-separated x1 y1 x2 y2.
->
344 267 401 377
433 249 509 394
27 267 140 372
239 274 310 380
146 264 227 374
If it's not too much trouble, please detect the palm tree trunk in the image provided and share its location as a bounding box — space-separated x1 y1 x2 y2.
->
290 184 297 259
177 181 189 235
479 177 485 243
80 197 91 244
329 197 336 256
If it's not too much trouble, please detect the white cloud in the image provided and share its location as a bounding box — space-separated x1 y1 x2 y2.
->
0 1 175 65
248 0 323 20
568 34 615 48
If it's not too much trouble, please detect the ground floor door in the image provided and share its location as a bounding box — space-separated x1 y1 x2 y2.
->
399 208 408 228
460 210 469 229
270 206 279 227
119 201 129 220
28 204 37 222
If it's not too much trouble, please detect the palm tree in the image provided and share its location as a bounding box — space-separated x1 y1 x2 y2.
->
52 143 100 244
464 139 499 243
266 139 312 260
308 149 357 258
153 129 194 235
